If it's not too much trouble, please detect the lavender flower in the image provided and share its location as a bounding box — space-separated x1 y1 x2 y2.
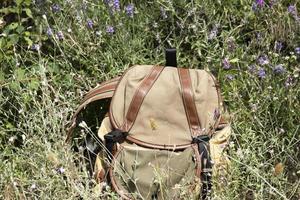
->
288 5 297 15
222 58 231 69
256 0 264 7
257 55 269 65
106 26 115 34
273 64 285 74
56 31 64 40
274 41 283 52
112 0 120 11
87 19 93 29
31 44 40 51
295 47 300 55
257 68 266 78
46 27 53 36
252 2 258 11
125 4 134 17
285 76 293 87
51 4 61 12
226 74 235 80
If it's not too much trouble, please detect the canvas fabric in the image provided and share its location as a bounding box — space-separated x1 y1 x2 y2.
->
95 116 231 199
91 65 230 199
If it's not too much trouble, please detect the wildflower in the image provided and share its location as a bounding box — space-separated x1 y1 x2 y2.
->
87 19 93 29
295 47 300 55
96 30 101 36
112 0 120 11
8 136 17 143
274 41 283 52
222 58 231 69
273 64 285 74
125 4 134 17
160 7 168 19
57 167 65 174
288 5 297 16
257 55 269 65
46 27 53 36
256 32 262 41
79 121 88 128
208 25 219 40
226 74 235 80
67 28 72 33
51 4 61 12
31 44 40 51
257 68 266 78
56 31 64 40
256 0 264 7
106 26 115 34
30 183 37 190
227 37 236 52
285 76 293 87
252 2 258 11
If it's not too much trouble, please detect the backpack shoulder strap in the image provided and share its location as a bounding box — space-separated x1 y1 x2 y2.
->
178 68 202 137
66 77 120 142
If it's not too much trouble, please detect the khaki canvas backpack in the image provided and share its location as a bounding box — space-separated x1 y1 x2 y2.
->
67 64 230 199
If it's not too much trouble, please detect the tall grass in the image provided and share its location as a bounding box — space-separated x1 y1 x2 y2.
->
0 0 299 199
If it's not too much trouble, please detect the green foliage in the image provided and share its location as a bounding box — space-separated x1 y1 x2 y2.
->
0 0 299 199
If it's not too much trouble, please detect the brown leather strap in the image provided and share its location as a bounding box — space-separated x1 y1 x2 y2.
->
178 68 202 136
121 66 164 132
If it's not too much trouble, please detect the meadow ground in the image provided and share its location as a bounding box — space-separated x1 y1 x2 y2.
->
0 0 299 199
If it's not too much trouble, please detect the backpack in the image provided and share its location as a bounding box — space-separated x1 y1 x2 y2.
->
67 60 230 199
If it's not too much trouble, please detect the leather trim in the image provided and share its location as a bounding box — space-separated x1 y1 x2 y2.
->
205 71 223 136
82 81 118 102
121 66 164 132
178 68 202 137
65 91 114 143
109 146 132 200
192 144 201 177
126 135 192 150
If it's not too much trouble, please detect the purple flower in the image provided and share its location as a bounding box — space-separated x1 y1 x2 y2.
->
112 0 120 11
288 5 297 15
87 19 93 29
273 64 285 74
160 7 168 19
226 74 235 80
125 4 134 17
56 31 64 40
257 68 266 78
295 47 300 55
257 55 269 65
274 41 283 52
31 44 40 51
285 76 293 87
106 26 114 34
46 27 53 36
51 4 61 12
252 2 258 11
256 0 264 7
222 58 231 69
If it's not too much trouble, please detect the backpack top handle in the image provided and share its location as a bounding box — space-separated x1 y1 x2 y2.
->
165 48 177 67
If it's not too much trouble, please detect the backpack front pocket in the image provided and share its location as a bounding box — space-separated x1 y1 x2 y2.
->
109 144 201 200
